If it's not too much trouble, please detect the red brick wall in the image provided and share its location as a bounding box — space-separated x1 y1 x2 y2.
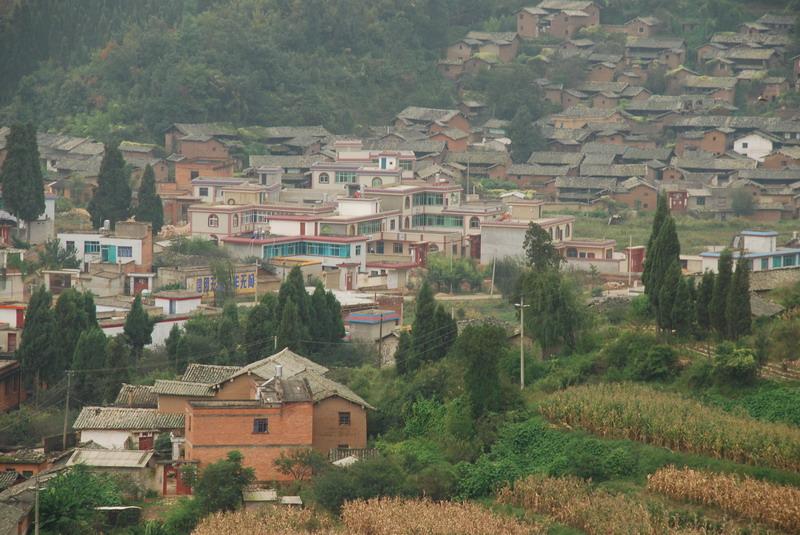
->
517 11 539 39
613 185 656 210
174 160 234 190
762 153 799 169
312 397 367 454
0 366 24 412
700 131 728 155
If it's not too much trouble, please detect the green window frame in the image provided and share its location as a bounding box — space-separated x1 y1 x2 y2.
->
357 220 382 235
335 171 357 183
772 255 782 268
760 257 768 270
84 241 100 254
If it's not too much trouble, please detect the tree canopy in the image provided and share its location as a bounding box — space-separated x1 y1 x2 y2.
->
0 123 45 225
135 164 164 234
88 144 131 229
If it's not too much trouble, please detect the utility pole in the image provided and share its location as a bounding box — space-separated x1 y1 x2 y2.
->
627 234 632 289
34 471 39 535
490 257 496 296
62 371 72 451
377 311 384 367
515 296 529 390
273 335 278 351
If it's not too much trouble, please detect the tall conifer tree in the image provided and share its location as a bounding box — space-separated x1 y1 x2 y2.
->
17 286 57 391
642 193 669 300
657 260 681 331
134 164 163 234
696 270 715 333
0 124 45 239
726 255 752 339
647 216 680 311
710 249 733 336
88 144 131 229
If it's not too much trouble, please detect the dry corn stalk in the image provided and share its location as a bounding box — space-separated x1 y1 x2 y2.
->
341 496 542 535
539 383 800 472
648 466 800 533
192 505 339 535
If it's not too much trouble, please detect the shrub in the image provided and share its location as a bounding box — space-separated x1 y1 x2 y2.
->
648 466 800 533
629 345 678 381
312 457 410 513
712 343 758 386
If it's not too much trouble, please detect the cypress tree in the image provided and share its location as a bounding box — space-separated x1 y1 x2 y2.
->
696 270 715 333
310 283 332 344
17 286 57 390
124 294 153 357
134 164 164 234
657 260 681 332
642 193 669 299
244 300 275 362
411 282 438 367
433 304 458 359
325 290 345 341
710 249 733 337
672 276 694 337
459 324 507 419
102 334 131 404
54 289 91 374
88 144 131 229
277 266 310 324
394 331 413 375
83 291 97 327
276 297 306 352
216 302 240 364
72 328 108 405
647 216 681 310
0 124 45 239
165 324 183 371
726 254 752 339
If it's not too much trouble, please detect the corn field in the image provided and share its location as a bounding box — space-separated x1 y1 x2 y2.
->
648 466 800 533
341 497 542 535
538 383 800 472
192 506 339 535
497 475 763 535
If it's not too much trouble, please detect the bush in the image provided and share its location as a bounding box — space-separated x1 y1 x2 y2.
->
163 498 203 535
712 343 758 386
629 345 678 381
312 456 410 513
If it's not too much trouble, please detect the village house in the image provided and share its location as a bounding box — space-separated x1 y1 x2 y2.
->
700 230 800 273
610 177 658 210
761 147 800 169
625 37 686 69
394 107 470 133
517 1 600 39
0 360 23 412
57 221 154 273
732 131 779 162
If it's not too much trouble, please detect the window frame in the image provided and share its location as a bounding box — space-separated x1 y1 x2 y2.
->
117 246 133 258
207 214 219 228
338 412 351 426
253 418 269 434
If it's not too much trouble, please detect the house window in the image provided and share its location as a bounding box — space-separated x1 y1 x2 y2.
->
696 197 705 206
355 245 361 255
742 142 748 149
319 173 330 184
761 258 769 270
338 412 351 426
390 219 396 231
772 255 782 268
66 240 75 251
393 243 403 254
118 246 133 257
376 241 384 254
469 216 480 229
335 171 357 183
190 171 200 180
784 255 796 267
233 214 239 227
199 187 209 197
372 177 383 187
253 418 268 433
566 248 578 258
208 214 219 228
84 241 100 254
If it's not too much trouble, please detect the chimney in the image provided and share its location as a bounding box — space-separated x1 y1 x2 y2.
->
275 364 283 378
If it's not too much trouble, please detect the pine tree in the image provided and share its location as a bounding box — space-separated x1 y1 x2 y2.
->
508 107 535 164
0 124 45 238
134 164 163 234
696 270 715 333
17 286 57 391
88 144 131 229
643 193 669 301
124 294 153 357
710 249 733 337
394 331 413 375
726 254 752 339
672 276 694 337
102 334 131 404
657 260 681 332
276 297 306 352
72 328 108 405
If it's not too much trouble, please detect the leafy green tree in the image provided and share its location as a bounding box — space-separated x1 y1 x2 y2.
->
508 107 545 164
277 266 310 324
211 259 236 307
135 164 164 234
521 269 586 355
0 124 45 239
726 254 751 339
275 297 306 352
312 456 408 513
696 270 715 332
88 144 131 229
38 238 80 269
124 294 153 357
274 448 328 480
17 285 57 390
458 324 507 419
409 282 454 369
710 249 733 337
72 327 108 404
244 297 276 362
642 193 669 301
103 334 132 404
433 304 458 357
40 465 122 534
523 222 562 270
630 345 678 381
712 342 758 386
194 450 255 514
174 315 222 371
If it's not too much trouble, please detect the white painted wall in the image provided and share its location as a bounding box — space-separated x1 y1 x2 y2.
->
338 199 381 216
154 297 201 316
79 429 132 449
57 233 144 264
741 234 776 253
0 309 21 329
733 134 773 162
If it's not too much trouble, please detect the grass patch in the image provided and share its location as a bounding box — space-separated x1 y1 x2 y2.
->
404 296 517 326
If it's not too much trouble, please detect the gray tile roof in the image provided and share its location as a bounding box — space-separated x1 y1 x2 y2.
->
527 151 584 165
294 370 373 409
396 107 461 123
671 157 757 171
621 147 673 161
153 380 215 397
737 169 800 182
556 176 617 190
114 384 157 408
444 150 510 166
683 75 738 90
626 37 685 50
227 348 329 383
181 363 240 384
73 407 184 431
575 81 629 94
249 154 330 169
0 472 18 491
507 164 572 176
67 449 153 468
580 164 647 178
171 123 238 138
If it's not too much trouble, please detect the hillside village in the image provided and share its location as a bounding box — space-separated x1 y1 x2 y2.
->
0 0 799 534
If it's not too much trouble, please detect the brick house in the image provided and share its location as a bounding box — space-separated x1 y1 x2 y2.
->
622 16 662 38
516 7 548 39
587 62 617 82
611 177 658 210
428 129 470 152
675 128 734 156
0 361 24 412
761 147 800 169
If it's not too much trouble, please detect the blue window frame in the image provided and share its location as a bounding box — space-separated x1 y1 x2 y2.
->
84 241 100 254
773 255 782 268
760 257 768 270
118 246 133 258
